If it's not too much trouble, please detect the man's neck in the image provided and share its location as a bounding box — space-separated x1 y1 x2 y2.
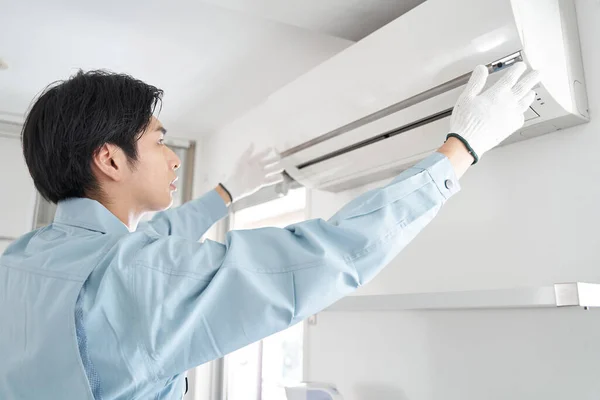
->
89 195 142 232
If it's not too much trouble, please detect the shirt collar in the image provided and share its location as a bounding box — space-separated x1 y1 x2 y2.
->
54 197 130 235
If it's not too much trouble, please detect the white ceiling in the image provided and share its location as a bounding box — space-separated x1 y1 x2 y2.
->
0 0 424 139
200 0 426 41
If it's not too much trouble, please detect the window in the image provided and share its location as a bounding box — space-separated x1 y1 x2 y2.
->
224 188 306 400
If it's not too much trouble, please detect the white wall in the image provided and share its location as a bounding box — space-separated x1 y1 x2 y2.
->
306 308 600 400
303 1 600 399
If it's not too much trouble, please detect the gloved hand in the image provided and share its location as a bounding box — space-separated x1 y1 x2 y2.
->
448 62 541 163
221 145 282 203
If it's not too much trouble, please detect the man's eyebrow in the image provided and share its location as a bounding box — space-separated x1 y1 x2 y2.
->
157 126 167 135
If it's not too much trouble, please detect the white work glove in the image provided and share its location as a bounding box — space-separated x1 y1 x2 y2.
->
221 145 282 203
448 62 541 163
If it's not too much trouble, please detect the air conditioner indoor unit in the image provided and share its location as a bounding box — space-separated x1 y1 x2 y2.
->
229 0 589 192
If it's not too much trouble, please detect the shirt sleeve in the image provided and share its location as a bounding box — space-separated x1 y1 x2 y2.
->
129 153 460 380
138 189 228 241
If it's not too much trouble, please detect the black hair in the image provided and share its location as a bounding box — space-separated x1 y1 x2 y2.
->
21 70 163 203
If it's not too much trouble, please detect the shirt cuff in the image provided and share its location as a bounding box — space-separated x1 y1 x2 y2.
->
199 189 229 220
411 152 461 200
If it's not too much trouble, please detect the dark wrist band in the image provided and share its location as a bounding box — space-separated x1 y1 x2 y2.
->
446 133 479 164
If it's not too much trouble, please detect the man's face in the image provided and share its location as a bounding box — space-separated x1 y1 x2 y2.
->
124 117 181 212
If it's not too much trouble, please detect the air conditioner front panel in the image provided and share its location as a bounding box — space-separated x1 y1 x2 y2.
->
280 68 550 187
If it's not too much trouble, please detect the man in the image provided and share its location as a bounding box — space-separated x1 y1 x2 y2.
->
0 63 539 399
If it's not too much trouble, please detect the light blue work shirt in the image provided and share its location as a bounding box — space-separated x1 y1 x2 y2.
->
0 153 459 399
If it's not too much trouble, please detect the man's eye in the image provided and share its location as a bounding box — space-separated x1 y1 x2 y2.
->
158 138 165 145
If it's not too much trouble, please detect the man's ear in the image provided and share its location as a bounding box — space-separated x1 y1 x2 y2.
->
91 143 128 182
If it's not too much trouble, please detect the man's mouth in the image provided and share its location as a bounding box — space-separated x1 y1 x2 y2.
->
170 177 178 191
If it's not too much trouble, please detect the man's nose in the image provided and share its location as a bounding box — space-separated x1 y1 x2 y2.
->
169 148 182 170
